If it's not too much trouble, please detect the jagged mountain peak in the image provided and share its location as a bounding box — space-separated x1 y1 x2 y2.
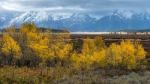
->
70 13 90 18
68 13 94 22
1 10 150 31
109 10 135 19
10 11 52 26
11 11 92 22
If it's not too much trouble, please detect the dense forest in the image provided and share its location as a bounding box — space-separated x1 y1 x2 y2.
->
0 23 149 84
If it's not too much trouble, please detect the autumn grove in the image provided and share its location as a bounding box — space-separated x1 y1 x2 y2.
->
0 23 149 84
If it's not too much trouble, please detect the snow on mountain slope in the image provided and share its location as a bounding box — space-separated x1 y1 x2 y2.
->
51 13 72 20
1 10 150 31
10 11 52 24
10 11 74 24
110 10 134 19
10 11 96 31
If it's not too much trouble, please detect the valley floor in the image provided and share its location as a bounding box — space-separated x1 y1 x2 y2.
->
0 66 150 84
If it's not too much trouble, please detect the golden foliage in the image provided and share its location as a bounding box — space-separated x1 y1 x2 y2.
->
28 34 51 60
71 52 93 70
120 40 137 69
72 38 146 70
18 23 72 65
106 40 146 69
50 33 72 60
92 48 107 67
72 37 106 69
0 23 146 70
1 34 22 59
106 43 122 67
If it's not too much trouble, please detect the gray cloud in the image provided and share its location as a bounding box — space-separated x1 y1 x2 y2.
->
0 0 150 14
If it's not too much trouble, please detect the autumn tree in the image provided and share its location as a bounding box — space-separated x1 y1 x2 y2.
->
106 40 146 69
82 37 105 55
134 41 146 63
71 37 106 70
92 48 107 68
13 23 72 66
16 23 53 66
119 40 137 69
82 38 95 56
106 43 122 68
71 52 93 70
94 36 105 50
0 34 21 65
48 33 72 66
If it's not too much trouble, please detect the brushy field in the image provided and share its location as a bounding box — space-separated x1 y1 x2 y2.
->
0 66 150 84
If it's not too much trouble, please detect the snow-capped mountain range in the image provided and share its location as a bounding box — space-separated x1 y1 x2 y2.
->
1 10 150 31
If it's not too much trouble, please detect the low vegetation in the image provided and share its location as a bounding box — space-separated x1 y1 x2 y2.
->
0 23 148 83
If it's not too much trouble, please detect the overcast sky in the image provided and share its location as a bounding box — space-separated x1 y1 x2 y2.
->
0 0 150 14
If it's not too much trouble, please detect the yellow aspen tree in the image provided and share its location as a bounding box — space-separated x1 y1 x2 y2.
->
1 34 22 58
74 37 107 69
120 40 136 69
106 43 122 67
20 23 37 34
92 48 107 68
71 52 93 70
28 33 51 60
15 23 52 66
94 36 105 50
49 33 72 66
134 41 146 64
82 38 95 56
1 34 22 64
